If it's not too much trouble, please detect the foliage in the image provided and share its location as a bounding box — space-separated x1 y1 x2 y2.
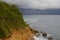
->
0 1 27 39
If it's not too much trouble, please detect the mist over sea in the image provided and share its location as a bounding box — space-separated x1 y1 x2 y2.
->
23 15 60 40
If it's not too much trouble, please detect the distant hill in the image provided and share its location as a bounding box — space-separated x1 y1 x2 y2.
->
20 8 60 15
0 1 27 39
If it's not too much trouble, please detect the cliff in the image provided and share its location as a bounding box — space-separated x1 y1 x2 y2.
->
3 27 34 40
0 1 35 40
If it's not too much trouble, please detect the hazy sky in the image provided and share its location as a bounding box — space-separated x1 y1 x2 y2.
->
2 0 60 9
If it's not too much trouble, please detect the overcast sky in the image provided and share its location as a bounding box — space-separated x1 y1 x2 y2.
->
2 0 60 9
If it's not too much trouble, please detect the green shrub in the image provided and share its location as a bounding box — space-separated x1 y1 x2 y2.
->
0 1 27 39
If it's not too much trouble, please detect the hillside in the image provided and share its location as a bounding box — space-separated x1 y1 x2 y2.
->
20 8 60 15
0 1 31 40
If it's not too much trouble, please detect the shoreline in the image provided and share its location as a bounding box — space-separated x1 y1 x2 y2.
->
0 26 53 40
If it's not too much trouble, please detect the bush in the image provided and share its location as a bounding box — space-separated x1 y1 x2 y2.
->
0 1 27 39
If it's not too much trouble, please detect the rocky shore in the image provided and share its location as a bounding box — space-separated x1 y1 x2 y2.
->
0 26 53 40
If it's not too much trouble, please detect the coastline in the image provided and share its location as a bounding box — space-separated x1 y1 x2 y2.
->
0 26 54 40
0 27 35 40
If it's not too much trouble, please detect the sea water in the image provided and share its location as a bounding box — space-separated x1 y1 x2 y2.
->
23 15 60 40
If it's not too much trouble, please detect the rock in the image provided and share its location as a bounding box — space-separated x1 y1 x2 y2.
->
33 30 39 34
42 32 47 37
47 37 53 40
30 28 39 34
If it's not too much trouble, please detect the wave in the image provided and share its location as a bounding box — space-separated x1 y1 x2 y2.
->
33 33 53 40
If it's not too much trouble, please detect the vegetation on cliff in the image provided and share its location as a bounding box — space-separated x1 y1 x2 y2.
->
0 1 27 39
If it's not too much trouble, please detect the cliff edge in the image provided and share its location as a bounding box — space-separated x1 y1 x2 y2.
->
0 1 35 40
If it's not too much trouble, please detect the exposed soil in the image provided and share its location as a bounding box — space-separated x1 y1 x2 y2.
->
0 27 37 40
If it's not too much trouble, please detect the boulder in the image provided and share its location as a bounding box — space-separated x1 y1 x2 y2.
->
42 32 47 37
48 37 53 40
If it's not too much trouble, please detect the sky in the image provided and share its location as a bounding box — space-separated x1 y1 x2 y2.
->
2 0 60 9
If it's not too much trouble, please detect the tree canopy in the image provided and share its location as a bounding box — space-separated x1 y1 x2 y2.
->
0 1 27 39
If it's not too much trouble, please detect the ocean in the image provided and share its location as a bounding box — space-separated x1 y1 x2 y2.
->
23 15 60 40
